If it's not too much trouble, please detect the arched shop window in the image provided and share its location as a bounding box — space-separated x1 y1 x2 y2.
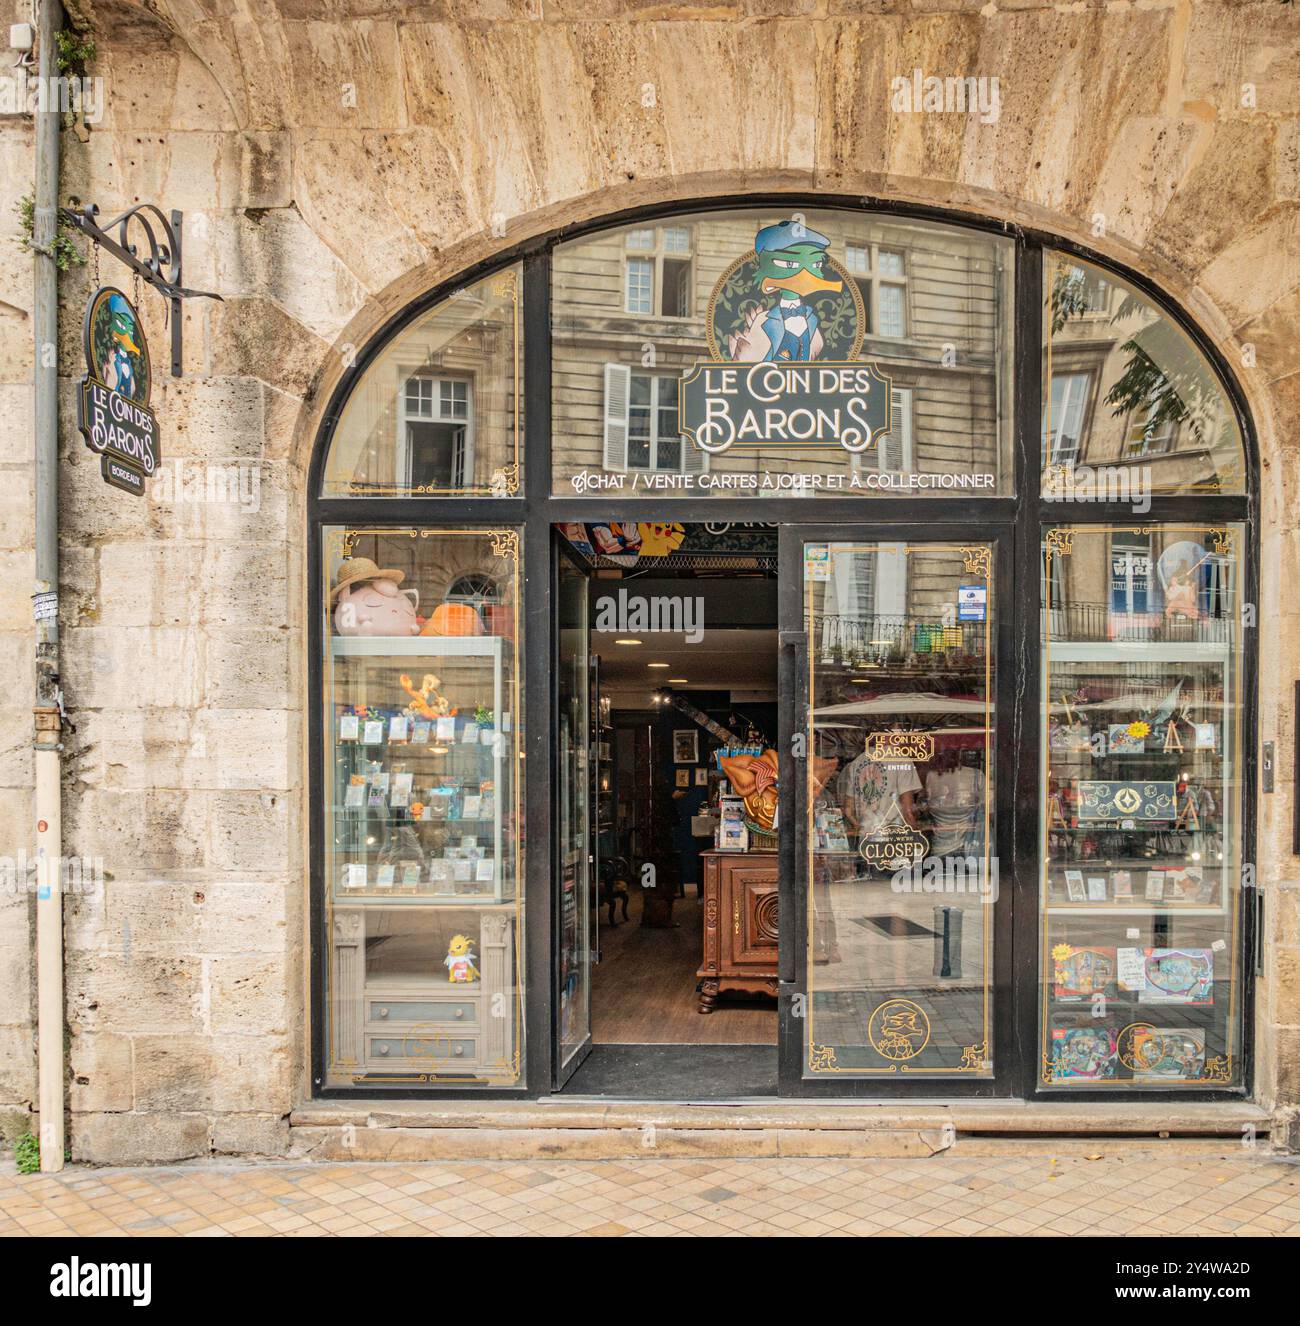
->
311 202 1253 1098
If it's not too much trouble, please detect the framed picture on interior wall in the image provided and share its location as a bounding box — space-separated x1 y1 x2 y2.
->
673 729 698 763
694 767 707 786
676 769 690 788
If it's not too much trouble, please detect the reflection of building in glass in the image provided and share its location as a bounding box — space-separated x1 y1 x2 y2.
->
552 212 1014 495
323 270 522 496
1043 256 1244 494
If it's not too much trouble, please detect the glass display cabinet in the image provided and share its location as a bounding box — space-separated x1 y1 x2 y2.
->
321 527 524 1088
1040 525 1245 1088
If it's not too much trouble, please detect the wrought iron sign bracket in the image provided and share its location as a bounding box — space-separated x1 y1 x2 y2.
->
60 201 223 377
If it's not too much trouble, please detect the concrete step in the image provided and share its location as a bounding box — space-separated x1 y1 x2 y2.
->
288 1099 1274 1161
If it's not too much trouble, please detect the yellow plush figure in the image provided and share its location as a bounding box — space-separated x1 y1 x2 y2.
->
444 934 480 983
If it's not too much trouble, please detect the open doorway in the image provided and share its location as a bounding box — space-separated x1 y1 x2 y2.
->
556 522 781 1098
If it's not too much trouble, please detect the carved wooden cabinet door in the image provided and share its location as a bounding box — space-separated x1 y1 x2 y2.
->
729 859 779 968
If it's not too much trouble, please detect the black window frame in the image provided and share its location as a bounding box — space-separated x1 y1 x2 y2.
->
307 195 1258 1102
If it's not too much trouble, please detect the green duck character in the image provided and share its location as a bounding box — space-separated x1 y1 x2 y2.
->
749 220 844 362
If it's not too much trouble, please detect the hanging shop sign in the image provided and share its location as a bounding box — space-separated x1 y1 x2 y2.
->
859 816 930 873
679 219 893 457
76 286 159 497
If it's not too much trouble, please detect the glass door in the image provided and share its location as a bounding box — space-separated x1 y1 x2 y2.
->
778 527 1014 1094
555 538 593 1084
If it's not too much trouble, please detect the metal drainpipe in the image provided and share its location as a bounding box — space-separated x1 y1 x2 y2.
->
32 0 65 1173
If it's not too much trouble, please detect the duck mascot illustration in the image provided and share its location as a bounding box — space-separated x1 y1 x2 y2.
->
725 220 844 363
100 293 144 402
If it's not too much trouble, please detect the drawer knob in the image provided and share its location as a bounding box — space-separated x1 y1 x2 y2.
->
454 1008 464 1019
377 1007 389 1019
453 1045 464 1057
377 1044 389 1056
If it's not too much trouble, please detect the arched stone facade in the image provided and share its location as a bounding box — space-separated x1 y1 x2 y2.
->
0 2 1295 1159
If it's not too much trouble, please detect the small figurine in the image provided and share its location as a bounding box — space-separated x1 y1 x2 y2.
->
444 934 480 983
400 672 451 719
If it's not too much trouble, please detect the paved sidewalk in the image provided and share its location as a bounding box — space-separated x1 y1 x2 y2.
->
2 1151 1298 1237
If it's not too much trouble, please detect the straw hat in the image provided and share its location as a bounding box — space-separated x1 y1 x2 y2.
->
330 556 404 603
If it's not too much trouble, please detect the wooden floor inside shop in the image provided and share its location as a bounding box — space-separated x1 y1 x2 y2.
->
591 887 779 1046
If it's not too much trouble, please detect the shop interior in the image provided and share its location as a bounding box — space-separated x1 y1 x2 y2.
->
558 522 782 1093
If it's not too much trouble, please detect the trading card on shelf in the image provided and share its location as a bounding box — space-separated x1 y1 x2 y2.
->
1052 946 1117 1001
1127 1027 1207 1082
1144 870 1166 901
338 713 359 741
1086 875 1108 902
400 862 422 889
461 794 482 818
344 776 366 809
435 716 456 743
1139 948 1214 1004
341 863 367 890
363 719 385 745
1112 869 1133 899
1064 869 1086 902
411 720 431 744
375 864 395 890
452 860 473 883
475 858 495 883
389 715 409 743
1050 1020 1119 1080
1193 723 1217 751
367 772 390 808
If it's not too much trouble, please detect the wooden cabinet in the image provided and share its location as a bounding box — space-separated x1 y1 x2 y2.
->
697 851 779 1013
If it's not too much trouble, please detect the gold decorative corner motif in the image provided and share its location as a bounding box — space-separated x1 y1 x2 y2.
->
489 530 520 562
1202 1054 1233 1084
1045 528 1075 559
490 269 519 301
809 1043 838 1072
1041 1051 1055 1085
961 546 991 579
1210 528 1236 557
960 1042 988 1073
341 529 361 558
489 462 521 496
1043 462 1071 492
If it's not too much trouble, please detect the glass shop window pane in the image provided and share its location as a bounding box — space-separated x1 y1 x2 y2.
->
1039 524 1246 1090
552 209 1014 497
321 267 521 497
1043 252 1245 495
321 526 525 1089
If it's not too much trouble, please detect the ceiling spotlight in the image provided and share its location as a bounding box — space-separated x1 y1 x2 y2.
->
614 638 642 646
648 662 670 669
668 678 689 684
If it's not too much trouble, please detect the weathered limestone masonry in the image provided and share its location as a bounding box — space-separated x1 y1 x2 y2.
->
0 0 1298 1162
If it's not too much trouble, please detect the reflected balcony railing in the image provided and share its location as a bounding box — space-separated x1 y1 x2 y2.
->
1041 600 1236 644
817 614 988 666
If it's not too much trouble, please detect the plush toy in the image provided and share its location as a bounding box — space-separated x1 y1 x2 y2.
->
399 672 451 719
444 934 480 983
422 602 485 637
331 557 420 636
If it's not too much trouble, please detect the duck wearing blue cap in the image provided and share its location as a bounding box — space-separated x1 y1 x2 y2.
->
731 220 843 363
102 293 142 400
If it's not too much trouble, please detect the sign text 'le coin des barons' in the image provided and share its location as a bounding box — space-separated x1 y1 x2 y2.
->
76 286 159 497
680 361 892 455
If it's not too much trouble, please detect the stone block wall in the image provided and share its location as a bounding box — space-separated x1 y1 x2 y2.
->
0 0 1295 1159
